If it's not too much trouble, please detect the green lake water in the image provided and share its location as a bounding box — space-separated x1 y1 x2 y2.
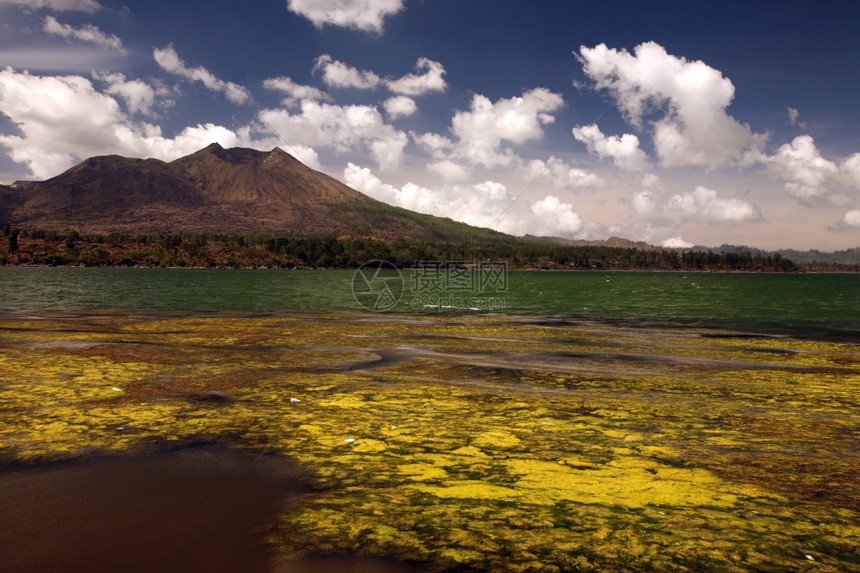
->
0 267 857 339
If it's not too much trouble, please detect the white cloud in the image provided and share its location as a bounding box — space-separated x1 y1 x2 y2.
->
344 163 587 238
525 157 604 191
572 123 648 171
369 131 408 172
787 107 800 124
153 44 251 105
578 41 763 169
632 186 761 245
259 100 407 171
0 67 131 177
42 15 124 53
263 76 330 107
413 131 453 157
0 0 101 11
530 195 583 236
839 152 860 189
385 58 446 95
286 0 403 34
94 72 156 116
667 186 761 223
661 237 694 249
786 106 807 128
426 159 469 183
383 95 416 119
756 135 839 201
839 209 860 228
0 68 267 179
422 88 564 169
313 54 381 90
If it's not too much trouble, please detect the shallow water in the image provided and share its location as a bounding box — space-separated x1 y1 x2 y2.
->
0 310 858 571
0 446 307 573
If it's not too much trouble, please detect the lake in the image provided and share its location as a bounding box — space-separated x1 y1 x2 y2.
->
1 267 857 338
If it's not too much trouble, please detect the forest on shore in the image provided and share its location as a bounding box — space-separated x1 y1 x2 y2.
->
3 226 850 272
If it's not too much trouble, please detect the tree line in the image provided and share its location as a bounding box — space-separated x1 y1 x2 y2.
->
0 226 824 271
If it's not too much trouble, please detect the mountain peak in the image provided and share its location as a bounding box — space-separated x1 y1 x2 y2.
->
0 144 502 241
0 144 374 236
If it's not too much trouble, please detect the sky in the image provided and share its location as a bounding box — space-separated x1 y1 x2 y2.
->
1 0 859 250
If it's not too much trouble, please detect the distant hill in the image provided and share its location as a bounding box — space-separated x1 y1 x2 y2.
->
695 244 860 267
524 235 659 250
0 144 504 242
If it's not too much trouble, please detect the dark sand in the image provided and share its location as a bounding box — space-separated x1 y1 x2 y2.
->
0 446 427 573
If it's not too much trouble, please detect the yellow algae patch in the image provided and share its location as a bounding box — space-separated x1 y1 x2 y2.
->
297 423 322 434
473 429 520 449
506 457 782 509
451 445 489 458
411 480 519 500
398 463 448 481
316 393 368 409
352 438 387 453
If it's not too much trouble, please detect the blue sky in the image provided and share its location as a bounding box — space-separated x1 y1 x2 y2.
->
1 0 859 250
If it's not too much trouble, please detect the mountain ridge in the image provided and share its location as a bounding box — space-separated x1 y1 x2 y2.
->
0 144 504 241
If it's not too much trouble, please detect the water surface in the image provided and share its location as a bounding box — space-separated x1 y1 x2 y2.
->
1 267 857 339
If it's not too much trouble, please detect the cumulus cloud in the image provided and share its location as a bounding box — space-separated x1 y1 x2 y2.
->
524 156 604 191
667 186 761 223
263 76 330 107
286 0 403 34
426 159 470 183
416 88 564 170
312 55 446 96
0 67 132 177
572 123 648 171
632 186 761 246
839 152 860 189
259 100 407 172
754 135 839 201
154 44 251 104
839 209 860 228
0 67 266 179
530 195 583 236
578 41 763 169
93 72 157 116
0 0 101 11
383 95 416 119
386 58 446 95
344 163 587 238
313 54 381 90
42 15 124 53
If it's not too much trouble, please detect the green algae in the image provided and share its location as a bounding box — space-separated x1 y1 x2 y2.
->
0 311 858 571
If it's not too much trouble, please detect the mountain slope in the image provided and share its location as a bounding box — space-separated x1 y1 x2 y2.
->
0 144 503 240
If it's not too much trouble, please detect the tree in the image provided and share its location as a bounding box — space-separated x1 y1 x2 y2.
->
8 231 18 253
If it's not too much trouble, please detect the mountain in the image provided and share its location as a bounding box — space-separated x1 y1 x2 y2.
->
524 235 660 250
700 244 860 266
0 144 503 241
